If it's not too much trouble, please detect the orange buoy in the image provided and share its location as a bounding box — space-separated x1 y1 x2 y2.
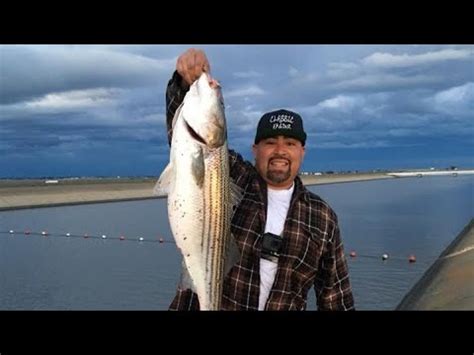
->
408 254 416 263
349 251 356 257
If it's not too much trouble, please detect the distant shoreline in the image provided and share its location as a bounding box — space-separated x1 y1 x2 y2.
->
1 171 471 211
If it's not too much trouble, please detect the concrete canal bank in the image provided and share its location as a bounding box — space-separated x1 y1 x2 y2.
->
0 173 393 211
397 218 474 310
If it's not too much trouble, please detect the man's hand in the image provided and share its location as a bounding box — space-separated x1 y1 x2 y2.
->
176 48 211 87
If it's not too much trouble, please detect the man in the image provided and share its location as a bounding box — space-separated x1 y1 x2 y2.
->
166 48 354 311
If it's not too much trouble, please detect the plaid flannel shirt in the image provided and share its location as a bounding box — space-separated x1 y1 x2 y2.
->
165 71 354 311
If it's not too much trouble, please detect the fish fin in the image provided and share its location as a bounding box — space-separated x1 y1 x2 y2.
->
179 259 197 293
153 162 174 196
191 147 205 188
224 234 241 276
230 182 244 216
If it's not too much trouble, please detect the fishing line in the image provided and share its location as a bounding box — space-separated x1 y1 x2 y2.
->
0 229 174 244
1 229 425 263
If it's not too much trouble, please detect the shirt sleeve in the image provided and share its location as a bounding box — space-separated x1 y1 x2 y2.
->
228 149 256 190
168 288 200 311
314 218 355 311
166 70 188 146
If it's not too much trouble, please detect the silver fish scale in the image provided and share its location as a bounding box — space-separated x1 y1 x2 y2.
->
202 144 231 310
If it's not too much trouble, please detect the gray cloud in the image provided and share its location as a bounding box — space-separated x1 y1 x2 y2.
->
1 45 473 176
0 45 174 104
362 48 473 68
232 70 264 79
224 85 266 98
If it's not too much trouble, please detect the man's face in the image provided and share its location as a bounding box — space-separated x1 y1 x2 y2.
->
252 135 305 190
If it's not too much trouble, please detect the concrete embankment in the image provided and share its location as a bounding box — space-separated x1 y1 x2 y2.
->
0 178 160 211
397 218 474 310
0 173 393 211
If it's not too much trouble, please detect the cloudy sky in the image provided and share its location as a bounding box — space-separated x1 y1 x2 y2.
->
1 45 473 178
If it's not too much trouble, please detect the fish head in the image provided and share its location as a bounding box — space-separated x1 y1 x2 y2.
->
181 73 227 149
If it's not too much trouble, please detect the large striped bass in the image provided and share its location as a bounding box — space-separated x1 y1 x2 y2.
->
154 73 240 310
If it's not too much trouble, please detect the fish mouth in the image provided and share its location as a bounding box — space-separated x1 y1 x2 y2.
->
184 119 207 145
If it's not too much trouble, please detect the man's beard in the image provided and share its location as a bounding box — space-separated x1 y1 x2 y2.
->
266 156 291 184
